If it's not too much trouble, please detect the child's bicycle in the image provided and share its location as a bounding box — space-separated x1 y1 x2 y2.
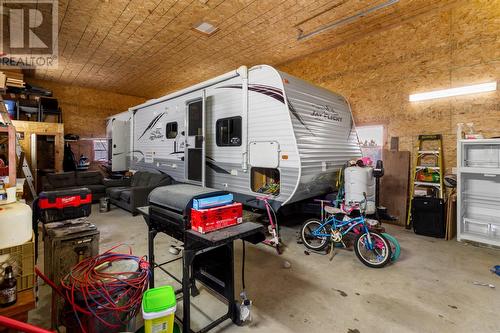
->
247 196 282 254
300 198 392 268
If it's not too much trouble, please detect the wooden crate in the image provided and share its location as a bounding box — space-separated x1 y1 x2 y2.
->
0 234 35 292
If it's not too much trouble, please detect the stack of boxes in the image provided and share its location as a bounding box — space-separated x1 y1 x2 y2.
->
190 193 243 234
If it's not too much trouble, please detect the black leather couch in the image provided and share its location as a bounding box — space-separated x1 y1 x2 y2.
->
105 171 174 215
41 171 106 202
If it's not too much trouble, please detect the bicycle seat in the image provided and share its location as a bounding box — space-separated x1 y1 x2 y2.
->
324 206 343 214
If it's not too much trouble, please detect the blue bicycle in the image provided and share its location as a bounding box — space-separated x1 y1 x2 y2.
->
300 201 392 268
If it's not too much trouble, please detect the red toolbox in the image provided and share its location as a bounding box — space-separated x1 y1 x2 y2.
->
191 202 243 234
38 188 92 223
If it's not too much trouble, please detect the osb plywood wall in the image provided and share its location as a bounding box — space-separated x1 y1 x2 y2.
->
25 78 146 138
278 0 499 172
11 120 64 172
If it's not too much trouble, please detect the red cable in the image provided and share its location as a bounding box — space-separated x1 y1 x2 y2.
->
36 245 149 333
0 315 54 333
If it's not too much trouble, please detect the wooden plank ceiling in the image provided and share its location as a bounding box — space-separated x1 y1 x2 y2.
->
31 0 461 98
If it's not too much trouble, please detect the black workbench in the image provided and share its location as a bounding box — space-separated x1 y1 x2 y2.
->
137 206 265 333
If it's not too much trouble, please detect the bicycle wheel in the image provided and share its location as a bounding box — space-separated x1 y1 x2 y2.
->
300 218 330 251
354 232 391 268
382 232 401 262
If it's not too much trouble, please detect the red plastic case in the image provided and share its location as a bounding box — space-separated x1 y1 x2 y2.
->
38 188 92 223
191 202 243 234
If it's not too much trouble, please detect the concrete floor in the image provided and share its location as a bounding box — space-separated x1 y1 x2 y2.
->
29 204 500 333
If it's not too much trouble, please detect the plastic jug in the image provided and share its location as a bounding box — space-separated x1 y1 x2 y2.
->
0 202 32 249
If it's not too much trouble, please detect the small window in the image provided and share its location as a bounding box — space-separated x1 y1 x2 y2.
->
166 122 178 139
251 167 280 195
93 139 108 161
216 116 242 146
357 125 384 163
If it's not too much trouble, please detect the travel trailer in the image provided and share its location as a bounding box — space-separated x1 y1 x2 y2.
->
113 65 361 209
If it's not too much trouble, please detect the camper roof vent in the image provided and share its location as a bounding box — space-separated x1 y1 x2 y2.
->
193 22 218 36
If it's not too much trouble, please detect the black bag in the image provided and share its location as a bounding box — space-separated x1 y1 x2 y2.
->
412 197 445 238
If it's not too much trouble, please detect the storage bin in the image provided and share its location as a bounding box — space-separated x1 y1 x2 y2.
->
3 100 16 119
38 188 92 223
0 234 35 291
191 202 242 234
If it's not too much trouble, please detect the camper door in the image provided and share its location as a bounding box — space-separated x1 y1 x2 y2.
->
111 120 129 171
185 93 206 185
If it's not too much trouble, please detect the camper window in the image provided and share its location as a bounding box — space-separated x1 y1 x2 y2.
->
251 167 280 195
93 139 108 162
216 116 241 146
166 122 178 139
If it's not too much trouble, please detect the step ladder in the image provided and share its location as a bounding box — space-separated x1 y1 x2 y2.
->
0 96 37 199
406 134 444 228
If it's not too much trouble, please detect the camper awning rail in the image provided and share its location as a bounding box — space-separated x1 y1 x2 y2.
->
130 66 247 111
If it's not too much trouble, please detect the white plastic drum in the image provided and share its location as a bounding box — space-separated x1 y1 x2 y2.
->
344 166 376 214
0 202 32 249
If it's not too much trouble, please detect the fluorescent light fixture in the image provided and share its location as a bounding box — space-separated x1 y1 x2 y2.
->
297 0 399 41
409 81 497 102
193 22 218 36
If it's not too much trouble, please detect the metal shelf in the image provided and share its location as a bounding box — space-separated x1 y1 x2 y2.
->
459 138 500 145
459 167 500 175
464 213 500 225
458 232 500 247
414 181 441 187
463 192 500 203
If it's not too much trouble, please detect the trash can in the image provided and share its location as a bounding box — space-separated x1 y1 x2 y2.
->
142 285 176 333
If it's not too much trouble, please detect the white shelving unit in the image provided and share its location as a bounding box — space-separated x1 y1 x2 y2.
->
457 138 500 246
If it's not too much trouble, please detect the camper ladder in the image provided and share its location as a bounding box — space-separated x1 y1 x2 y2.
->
0 96 37 199
406 134 444 228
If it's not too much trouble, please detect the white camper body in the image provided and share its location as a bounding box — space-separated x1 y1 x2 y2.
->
106 111 131 172
127 65 361 208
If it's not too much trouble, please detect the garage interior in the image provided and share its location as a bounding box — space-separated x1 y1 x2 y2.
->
0 0 499 332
